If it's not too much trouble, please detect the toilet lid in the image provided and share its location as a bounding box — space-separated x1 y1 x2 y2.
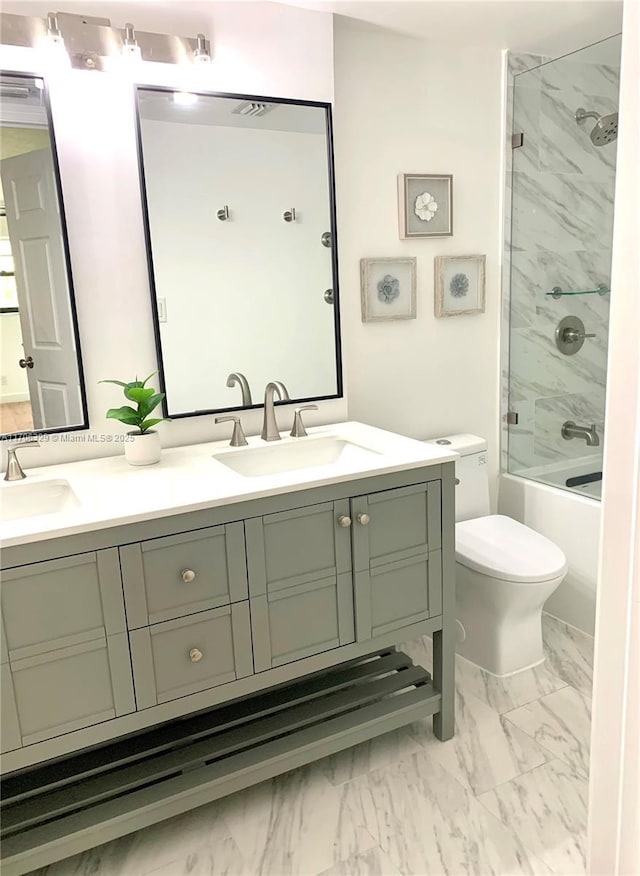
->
455 515 567 583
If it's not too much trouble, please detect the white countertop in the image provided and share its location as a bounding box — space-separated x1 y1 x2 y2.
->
0 422 457 549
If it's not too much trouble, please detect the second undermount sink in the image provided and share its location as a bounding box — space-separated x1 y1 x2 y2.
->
0 479 80 523
213 436 383 478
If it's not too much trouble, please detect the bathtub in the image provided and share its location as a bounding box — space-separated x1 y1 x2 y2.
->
513 456 604 500
499 470 601 635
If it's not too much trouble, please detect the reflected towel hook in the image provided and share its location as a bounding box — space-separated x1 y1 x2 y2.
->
217 205 230 221
283 208 297 222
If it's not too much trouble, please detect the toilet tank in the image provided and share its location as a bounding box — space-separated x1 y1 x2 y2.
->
426 434 490 522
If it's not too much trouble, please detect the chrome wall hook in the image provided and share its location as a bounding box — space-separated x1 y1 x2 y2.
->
283 208 296 222
217 205 230 221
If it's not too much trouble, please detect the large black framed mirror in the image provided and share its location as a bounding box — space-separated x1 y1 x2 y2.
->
135 86 342 418
0 71 88 438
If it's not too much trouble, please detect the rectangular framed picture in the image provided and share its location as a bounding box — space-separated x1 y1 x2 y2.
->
434 254 486 317
360 257 417 322
398 173 453 238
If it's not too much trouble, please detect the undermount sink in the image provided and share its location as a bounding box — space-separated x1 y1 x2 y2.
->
213 436 383 478
0 479 80 523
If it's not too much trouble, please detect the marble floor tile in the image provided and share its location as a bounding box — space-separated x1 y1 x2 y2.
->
455 654 568 714
143 834 246 876
410 685 550 795
317 725 421 786
315 846 401 876
542 614 594 696
339 747 551 875
504 686 592 778
478 758 589 876
216 764 376 876
32 803 235 876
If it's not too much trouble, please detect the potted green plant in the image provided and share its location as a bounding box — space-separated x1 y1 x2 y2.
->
100 372 166 466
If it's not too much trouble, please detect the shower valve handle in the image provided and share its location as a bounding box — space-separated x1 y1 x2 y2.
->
564 328 596 343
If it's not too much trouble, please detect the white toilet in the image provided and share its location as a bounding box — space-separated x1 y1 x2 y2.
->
429 434 568 677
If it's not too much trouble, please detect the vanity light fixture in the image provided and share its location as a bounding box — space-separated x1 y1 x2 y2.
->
122 22 141 61
0 10 212 71
44 12 64 49
193 33 211 65
173 91 198 107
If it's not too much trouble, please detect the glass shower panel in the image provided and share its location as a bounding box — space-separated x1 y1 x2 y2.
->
507 35 621 499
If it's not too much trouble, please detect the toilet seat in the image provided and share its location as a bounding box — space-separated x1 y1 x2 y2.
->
455 514 567 584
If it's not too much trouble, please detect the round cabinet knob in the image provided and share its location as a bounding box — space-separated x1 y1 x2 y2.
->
181 569 196 583
357 513 370 526
189 648 203 663
338 515 352 528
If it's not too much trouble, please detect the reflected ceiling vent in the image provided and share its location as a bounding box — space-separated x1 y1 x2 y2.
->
232 101 276 118
0 85 31 99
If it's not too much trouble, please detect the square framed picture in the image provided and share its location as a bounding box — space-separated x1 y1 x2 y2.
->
398 173 453 238
434 255 486 317
360 257 417 322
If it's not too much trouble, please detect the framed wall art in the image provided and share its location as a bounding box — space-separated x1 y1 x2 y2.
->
434 254 486 317
360 257 417 322
398 173 453 238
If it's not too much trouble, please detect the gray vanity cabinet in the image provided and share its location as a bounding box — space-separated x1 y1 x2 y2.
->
246 499 355 670
0 550 135 751
128 603 253 708
351 482 442 640
120 523 248 628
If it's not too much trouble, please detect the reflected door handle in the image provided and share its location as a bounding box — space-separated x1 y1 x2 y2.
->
19 357 34 369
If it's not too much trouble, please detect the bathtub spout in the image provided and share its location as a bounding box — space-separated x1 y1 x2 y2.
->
561 420 600 446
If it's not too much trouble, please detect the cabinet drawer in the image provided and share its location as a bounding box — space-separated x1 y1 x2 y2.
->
129 603 253 708
0 550 126 660
120 523 248 628
4 633 135 748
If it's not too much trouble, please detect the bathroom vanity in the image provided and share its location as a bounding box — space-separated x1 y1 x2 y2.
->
0 423 456 875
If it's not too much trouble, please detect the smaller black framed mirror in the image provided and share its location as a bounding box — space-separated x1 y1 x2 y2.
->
135 86 343 418
0 71 88 438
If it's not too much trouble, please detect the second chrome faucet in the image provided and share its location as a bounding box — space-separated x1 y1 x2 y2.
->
261 381 289 441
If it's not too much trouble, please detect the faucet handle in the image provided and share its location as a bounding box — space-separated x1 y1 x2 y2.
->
290 405 318 438
215 416 248 447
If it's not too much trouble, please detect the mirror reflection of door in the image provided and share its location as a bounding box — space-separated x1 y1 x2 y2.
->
0 75 85 436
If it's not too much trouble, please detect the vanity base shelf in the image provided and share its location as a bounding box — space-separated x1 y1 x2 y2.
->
0 647 438 876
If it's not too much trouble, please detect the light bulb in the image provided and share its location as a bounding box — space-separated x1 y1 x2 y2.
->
173 91 198 107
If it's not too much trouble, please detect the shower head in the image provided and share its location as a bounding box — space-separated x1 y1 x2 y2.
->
575 107 618 146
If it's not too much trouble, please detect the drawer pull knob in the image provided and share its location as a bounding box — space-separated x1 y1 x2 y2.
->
357 512 370 526
181 569 196 583
337 515 352 528
189 648 203 663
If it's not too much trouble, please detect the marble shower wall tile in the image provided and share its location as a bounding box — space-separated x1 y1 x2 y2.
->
504 686 592 778
503 50 619 477
511 170 616 253
540 89 618 176
478 758 589 876
509 324 607 404
541 57 621 104
534 391 605 464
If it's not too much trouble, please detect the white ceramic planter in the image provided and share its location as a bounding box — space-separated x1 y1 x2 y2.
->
124 430 161 466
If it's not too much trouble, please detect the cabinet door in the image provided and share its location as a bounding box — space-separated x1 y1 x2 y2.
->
246 500 354 671
120 523 247 628
351 482 442 640
0 550 135 747
129 603 253 708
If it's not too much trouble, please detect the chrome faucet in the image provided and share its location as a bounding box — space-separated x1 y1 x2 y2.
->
261 382 289 441
561 420 600 447
226 372 253 406
3 438 40 481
